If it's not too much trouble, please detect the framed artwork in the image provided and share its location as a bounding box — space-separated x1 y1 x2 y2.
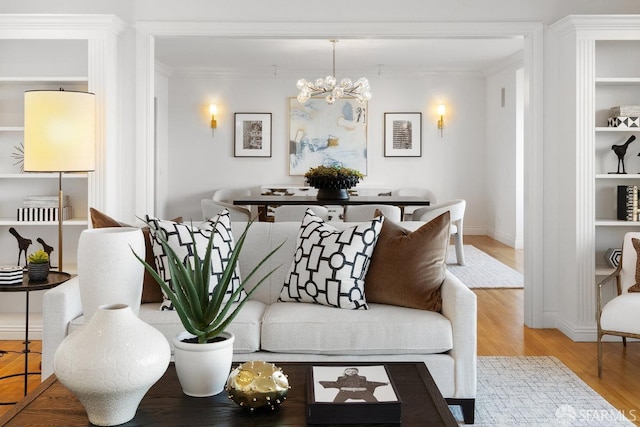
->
234 113 272 157
384 112 422 157
289 98 368 175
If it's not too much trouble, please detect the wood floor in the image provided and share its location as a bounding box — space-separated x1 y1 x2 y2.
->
0 235 638 424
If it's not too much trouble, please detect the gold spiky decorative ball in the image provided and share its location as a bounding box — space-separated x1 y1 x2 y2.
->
226 361 289 411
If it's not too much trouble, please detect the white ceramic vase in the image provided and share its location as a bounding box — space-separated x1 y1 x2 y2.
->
173 331 235 397
77 227 145 320
54 304 170 426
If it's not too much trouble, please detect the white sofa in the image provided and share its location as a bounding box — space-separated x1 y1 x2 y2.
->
42 220 477 423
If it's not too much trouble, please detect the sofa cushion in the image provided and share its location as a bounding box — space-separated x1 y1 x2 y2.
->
146 210 244 310
261 301 453 355
364 212 450 312
279 209 383 310
89 207 183 304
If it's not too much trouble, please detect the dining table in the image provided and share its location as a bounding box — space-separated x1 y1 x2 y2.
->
233 195 430 221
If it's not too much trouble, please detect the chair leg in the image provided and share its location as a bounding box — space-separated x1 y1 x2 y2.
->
623 336 627 347
598 333 603 378
455 232 465 265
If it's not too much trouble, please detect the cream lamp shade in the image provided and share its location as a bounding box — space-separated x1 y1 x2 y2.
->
24 90 96 172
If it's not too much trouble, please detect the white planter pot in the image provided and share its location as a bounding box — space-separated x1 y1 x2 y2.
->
173 331 235 397
77 227 145 320
54 304 171 426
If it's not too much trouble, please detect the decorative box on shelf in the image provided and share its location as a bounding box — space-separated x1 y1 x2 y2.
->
608 116 640 128
0 265 23 285
610 106 640 117
17 206 73 221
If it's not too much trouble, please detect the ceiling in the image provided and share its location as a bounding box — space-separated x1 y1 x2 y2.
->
154 37 524 76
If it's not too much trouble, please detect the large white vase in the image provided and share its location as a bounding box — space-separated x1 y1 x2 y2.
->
54 304 170 426
173 331 235 397
77 227 145 320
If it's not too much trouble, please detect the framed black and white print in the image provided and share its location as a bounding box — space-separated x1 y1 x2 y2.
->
234 113 272 157
384 112 422 157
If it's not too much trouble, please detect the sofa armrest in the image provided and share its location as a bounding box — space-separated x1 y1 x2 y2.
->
440 270 477 398
41 276 83 380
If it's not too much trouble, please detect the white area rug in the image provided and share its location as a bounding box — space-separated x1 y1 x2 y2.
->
446 245 523 288
450 356 634 426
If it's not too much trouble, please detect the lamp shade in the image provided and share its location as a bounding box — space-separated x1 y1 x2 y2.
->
24 90 96 172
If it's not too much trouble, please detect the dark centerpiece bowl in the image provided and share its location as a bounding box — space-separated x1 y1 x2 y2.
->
304 166 363 201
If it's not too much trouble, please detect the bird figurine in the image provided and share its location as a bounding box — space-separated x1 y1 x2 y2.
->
37 237 55 268
9 227 32 267
611 135 636 174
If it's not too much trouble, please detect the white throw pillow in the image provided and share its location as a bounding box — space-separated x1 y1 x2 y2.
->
146 209 244 310
279 209 384 309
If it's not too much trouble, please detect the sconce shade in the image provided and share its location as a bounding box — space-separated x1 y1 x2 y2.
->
437 104 446 116
24 90 96 172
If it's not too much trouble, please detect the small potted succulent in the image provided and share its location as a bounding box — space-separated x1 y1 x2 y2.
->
304 165 364 200
27 249 50 281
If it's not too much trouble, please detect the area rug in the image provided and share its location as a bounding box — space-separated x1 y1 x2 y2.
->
446 245 523 288
449 356 634 426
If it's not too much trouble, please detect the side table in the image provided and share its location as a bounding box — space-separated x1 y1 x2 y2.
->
0 271 71 405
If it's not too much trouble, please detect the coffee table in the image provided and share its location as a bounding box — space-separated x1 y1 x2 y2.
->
0 362 458 426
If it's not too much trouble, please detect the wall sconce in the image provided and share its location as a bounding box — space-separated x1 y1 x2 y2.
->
437 104 446 138
209 104 217 136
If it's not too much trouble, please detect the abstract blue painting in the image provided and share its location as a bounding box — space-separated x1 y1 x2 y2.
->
289 98 367 175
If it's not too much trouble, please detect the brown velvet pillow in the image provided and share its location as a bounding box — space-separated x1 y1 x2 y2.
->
629 237 640 293
89 208 183 304
364 211 450 312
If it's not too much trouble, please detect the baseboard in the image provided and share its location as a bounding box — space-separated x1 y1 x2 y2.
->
0 313 43 340
556 318 597 342
485 227 519 249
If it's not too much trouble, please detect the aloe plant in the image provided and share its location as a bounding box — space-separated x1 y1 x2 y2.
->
133 217 283 344
27 249 49 264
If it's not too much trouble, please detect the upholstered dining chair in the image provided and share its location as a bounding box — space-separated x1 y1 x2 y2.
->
413 199 466 265
343 205 402 222
597 231 640 377
212 187 252 212
392 187 437 220
272 205 329 222
201 199 251 222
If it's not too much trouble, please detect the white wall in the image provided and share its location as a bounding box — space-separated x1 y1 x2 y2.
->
162 73 488 229
484 58 523 247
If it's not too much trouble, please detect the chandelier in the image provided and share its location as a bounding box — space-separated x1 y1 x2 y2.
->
296 40 372 105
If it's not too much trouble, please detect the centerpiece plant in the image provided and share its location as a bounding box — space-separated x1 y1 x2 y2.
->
304 165 364 200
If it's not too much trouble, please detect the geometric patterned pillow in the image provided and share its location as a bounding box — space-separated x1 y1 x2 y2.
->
146 209 244 311
278 209 384 310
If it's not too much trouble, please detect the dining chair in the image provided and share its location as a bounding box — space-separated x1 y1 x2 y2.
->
413 199 466 265
201 199 251 222
272 205 329 222
212 188 252 211
343 205 402 222
392 187 437 220
597 231 640 377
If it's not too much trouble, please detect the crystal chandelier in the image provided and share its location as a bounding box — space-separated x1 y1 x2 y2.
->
296 40 372 105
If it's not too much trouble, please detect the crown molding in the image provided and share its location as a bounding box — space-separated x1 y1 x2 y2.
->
170 68 482 80
0 14 127 39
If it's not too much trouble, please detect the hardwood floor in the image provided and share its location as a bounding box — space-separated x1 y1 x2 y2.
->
0 236 638 424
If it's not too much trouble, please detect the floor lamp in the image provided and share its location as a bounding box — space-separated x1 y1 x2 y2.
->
23 89 96 272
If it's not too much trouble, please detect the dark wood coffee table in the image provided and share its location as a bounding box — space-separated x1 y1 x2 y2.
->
0 362 458 426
